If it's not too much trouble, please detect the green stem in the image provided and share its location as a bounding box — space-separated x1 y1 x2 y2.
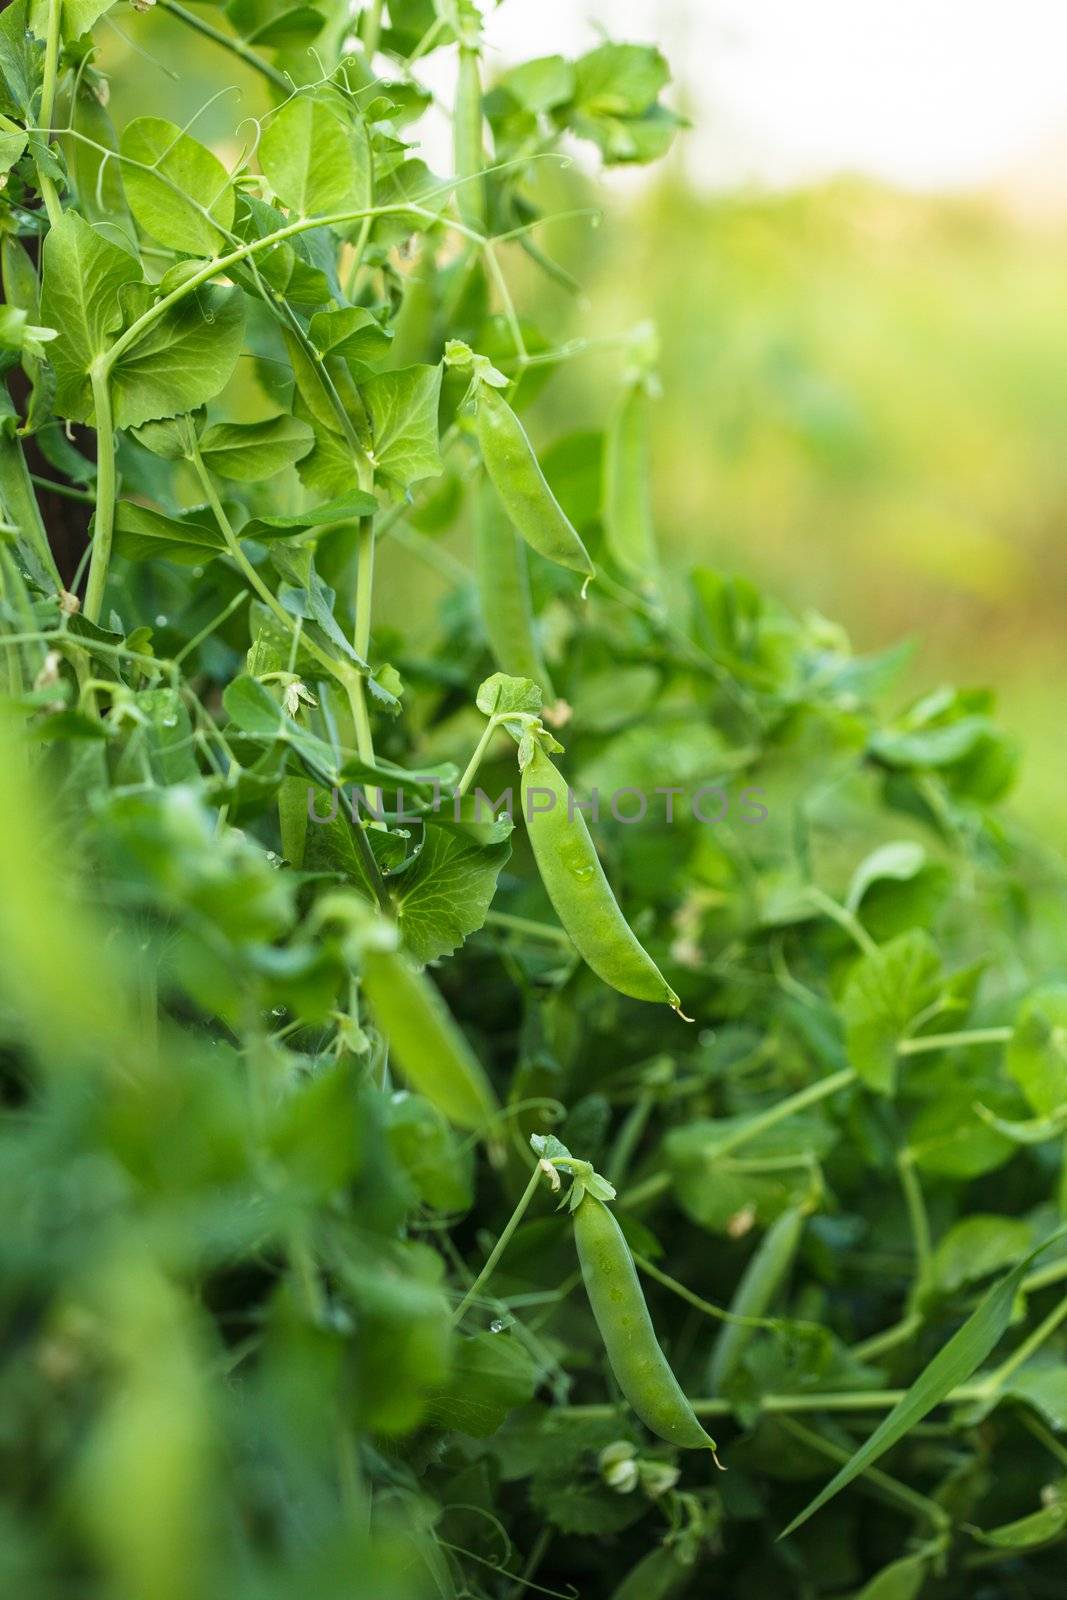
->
898 1148 933 1294
807 886 879 958
606 1093 655 1187
777 1415 950 1532
456 715 501 797
452 1163 545 1324
851 1312 923 1364
30 474 95 505
360 0 384 57
99 203 484 382
482 910 572 946
631 1250 783 1334
564 1380 993 1423
187 441 352 685
350 507 379 809
897 1027 1012 1057
987 1291 1067 1389
157 0 291 90
1020 1411 1067 1472
35 0 63 226
84 366 116 623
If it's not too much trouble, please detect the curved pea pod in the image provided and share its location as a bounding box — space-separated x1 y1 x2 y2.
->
520 742 681 1011
603 379 659 586
475 385 595 582
361 945 499 1132
574 1192 716 1452
709 1205 804 1394
610 1546 690 1600
453 45 487 232
475 476 555 699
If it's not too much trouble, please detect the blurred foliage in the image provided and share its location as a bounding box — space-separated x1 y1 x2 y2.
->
557 177 1067 835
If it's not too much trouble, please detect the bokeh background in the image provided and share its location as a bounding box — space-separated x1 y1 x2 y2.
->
100 0 1067 834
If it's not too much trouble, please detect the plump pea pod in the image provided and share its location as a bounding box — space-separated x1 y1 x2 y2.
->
610 1546 690 1600
361 946 499 1131
453 45 486 233
476 385 595 581
520 742 681 1010
603 379 659 584
475 476 555 699
574 1192 716 1451
708 1205 805 1394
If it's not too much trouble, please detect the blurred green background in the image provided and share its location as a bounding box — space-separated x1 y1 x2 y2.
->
100 8 1067 838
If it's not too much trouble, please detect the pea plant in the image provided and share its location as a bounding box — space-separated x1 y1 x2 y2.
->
3 3 1067 1598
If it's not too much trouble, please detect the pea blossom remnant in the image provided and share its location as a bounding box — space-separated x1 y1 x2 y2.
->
308 783 769 826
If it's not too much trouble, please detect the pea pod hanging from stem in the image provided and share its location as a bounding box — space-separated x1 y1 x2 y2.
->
453 41 487 233
603 373 660 590
475 382 595 585
361 940 499 1133
519 734 685 1013
574 1187 718 1454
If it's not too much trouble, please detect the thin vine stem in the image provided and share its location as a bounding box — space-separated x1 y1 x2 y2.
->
84 366 116 623
35 0 64 226
157 0 291 90
360 0 385 58
452 1164 546 1324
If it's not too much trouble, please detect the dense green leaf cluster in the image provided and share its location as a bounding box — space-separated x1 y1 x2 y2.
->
2 3 1067 1598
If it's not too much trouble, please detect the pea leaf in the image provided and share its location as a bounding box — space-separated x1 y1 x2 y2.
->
1007 987 1067 1117
475 673 542 717
931 1215 1033 1294
40 212 141 424
425 1332 539 1437
0 112 27 175
854 1554 929 1600
29 0 114 43
226 0 325 49
841 930 942 1094
361 364 443 492
119 117 235 255
1 2 38 116
1006 1366 1067 1431
845 841 927 915
308 306 393 366
780 1227 1067 1538
260 90 371 219
240 490 378 541
501 55 575 113
390 822 511 963
199 417 314 481
111 285 246 429
968 1500 1067 1550
113 501 226 564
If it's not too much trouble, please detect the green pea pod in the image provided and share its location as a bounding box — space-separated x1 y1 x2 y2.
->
610 1547 690 1600
603 379 659 585
520 742 681 1011
574 1192 715 1452
708 1205 805 1394
476 385 595 582
277 775 309 869
453 45 486 233
361 946 499 1131
475 476 555 699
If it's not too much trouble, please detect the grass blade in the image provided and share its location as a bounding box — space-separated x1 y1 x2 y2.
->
780 1226 1067 1539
